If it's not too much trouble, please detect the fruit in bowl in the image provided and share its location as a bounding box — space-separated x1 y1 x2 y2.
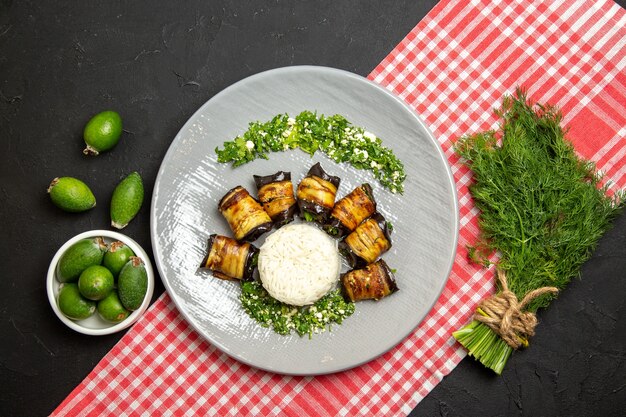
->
47 230 155 336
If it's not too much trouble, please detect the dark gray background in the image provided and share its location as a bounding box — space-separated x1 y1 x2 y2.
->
1 1 625 416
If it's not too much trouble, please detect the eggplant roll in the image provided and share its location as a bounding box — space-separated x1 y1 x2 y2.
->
218 186 273 241
324 183 376 238
200 234 259 281
296 162 341 223
339 212 392 268
341 259 398 302
253 171 297 228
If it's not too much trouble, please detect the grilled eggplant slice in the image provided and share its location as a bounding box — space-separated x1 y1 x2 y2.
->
341 259 398 302
339 212 392 268
324 183 376 238
218 186 273 241
253 171 297 228
200 234 259 281
296 162 340 224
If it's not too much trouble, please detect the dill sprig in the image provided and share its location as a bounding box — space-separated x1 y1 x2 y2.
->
453 88 623 374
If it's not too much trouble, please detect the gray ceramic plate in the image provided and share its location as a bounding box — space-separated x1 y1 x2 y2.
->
150 66 458 375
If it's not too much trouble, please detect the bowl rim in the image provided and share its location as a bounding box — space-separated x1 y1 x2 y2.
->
46 229 155 336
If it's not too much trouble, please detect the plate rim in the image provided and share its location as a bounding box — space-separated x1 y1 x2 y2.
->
150 65 459 375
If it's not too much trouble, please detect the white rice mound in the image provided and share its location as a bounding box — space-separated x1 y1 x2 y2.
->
258 223 341 306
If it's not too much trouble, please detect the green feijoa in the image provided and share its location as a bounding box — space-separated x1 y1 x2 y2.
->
58 283 96 320
97 291 130 323
78 265 114 301
117 256 148 311
57 237 107 283
110 172 144 229
83 110 123 156
47 177 96 212
103 241 135 278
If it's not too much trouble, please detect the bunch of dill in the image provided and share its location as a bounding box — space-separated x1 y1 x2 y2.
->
452 88 623 374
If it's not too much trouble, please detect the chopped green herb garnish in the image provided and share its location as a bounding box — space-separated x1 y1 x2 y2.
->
326 226 339 236
250 251 259 267
240 280 355 337
215 111 407 193
302 211 315 223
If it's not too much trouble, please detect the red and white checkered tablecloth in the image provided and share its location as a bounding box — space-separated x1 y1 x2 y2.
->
53 0 626 415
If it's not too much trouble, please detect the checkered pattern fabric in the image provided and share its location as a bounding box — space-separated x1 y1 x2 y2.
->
53 0 626 415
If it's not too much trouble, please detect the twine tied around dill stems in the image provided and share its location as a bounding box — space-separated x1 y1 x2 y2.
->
474 269 559 350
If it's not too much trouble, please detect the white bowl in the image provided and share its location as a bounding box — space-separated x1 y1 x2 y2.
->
47 229 155 335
